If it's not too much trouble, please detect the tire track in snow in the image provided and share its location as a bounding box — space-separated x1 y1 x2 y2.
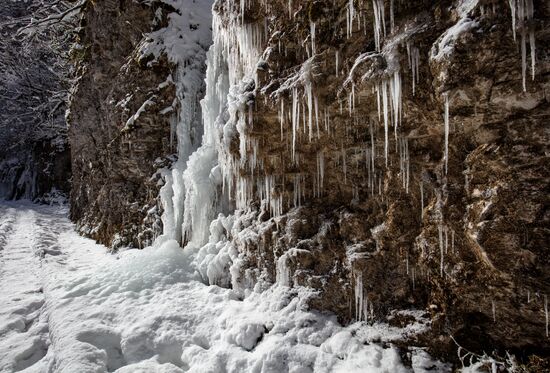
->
0 203 52 373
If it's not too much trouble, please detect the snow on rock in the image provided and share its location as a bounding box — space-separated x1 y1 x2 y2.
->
430 18 479 63
0 202 455 372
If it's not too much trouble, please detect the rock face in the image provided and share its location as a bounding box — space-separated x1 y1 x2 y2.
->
69 0 549 366
0 1 71 201
196 0 549 363
68 0 180 247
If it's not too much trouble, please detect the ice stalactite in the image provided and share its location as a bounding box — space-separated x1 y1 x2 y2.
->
354 271 369 322
398 137 409 193
406 42 420 96
444 94 450 175
316 151 325 197
293 174 305 207
347 0 355 39
372 0 386 52
389 0 395 33
310 21 316 55
275 57 319 165
373 72 402 167
508 0 536 91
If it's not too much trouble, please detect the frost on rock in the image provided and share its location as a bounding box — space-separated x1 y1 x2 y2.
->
430 17 479 63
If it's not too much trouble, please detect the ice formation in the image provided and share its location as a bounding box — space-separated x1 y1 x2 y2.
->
354 271 372 323
347 0 355 39
444 93 450 175
406 42 420 96
508 0 536 91
150 0 213 244
372 0 386 52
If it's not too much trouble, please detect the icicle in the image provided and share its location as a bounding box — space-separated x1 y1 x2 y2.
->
407 42 420 96
444 93 450 174
509 0 517 41
390 0 395 33
399 137 409 193
317 151 325 192
310 21 316 55
347 0 355 38
280 99 284 140
372 0 386 52
306 82 314 142
509 0 536 92
369 120 375 176
492 300 496 322
405 139 410 194
382 82 389 166
314 96 320 139
527 0 535 82
292 87 298 162
528 290 531 303
241 0 245 24
355 271 364 321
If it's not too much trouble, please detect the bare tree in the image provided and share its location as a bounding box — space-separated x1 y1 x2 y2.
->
0 0 80 200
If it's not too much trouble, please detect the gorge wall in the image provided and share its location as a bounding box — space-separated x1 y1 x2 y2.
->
68 0 211 247
68 0 549 366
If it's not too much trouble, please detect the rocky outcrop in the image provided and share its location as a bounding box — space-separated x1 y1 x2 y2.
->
66 0 549 366
68 0 181 247
199 0 549 364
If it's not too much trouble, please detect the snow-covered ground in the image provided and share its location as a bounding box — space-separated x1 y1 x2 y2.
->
0 201 450 373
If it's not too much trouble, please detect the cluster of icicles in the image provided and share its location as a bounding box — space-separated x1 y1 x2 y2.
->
508 0 536 92
211 0 538 230
158 0 543 330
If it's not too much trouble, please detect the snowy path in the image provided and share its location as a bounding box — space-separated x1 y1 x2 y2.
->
0 204 51 372
0 202 445 373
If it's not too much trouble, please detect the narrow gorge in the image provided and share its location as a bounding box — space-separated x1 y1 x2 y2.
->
0 0 549 372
